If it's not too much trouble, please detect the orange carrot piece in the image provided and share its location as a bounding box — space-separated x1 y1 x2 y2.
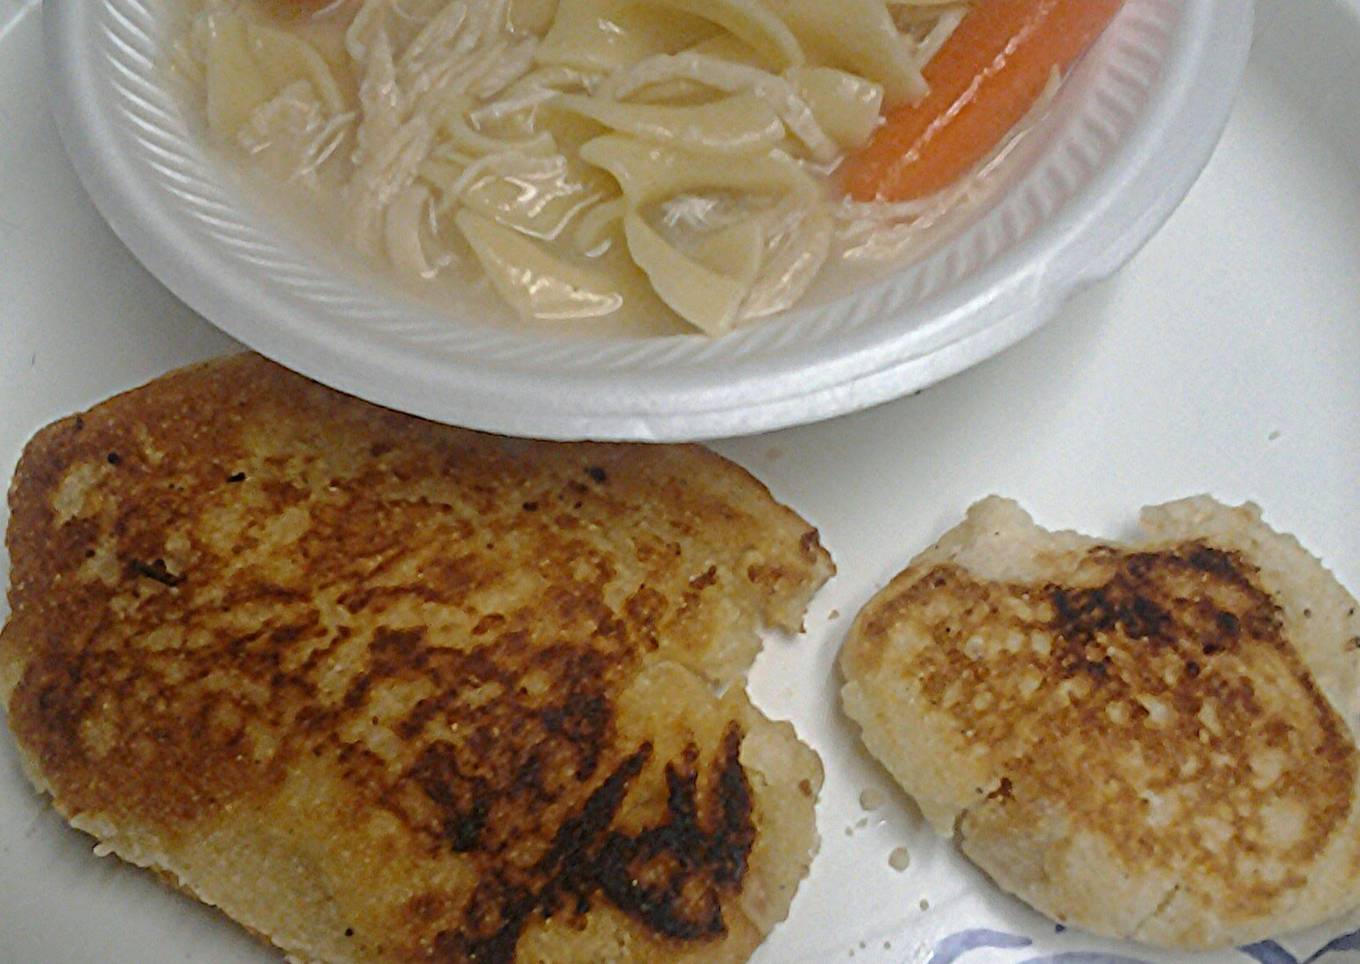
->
840 0 1125 203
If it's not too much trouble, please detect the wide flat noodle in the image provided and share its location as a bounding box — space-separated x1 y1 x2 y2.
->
204 13 275 139
597 53 841 163
580 133 821 331
508 0 559 34
386 184 437 279
742 202 833 319
551 93 785 155
686 33 769 70
580 134 818 206
535 0 715 72
460 154 612 241
768 0 927 105
692 219 765 288
633 0 805 70
457 209 642 320
789 67 884 151
623 212 750 336
248 22 347 115
441 107 558 159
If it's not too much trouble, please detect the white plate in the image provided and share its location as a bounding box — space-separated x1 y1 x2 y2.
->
44 0 1250 441
4 0 1360 961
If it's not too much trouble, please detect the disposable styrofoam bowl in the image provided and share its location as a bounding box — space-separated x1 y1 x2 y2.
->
45 0 1253 441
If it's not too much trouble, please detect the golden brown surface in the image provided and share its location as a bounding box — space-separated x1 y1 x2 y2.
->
0 353 832 963
840 497 1360 949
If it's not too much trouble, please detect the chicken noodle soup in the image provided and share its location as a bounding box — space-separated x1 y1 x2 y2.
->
174 0 1034 335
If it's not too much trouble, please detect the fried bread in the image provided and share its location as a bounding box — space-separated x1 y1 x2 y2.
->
0 354 834 963
840 496 1360 948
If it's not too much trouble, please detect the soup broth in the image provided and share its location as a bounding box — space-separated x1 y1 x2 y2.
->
174 0 1053 337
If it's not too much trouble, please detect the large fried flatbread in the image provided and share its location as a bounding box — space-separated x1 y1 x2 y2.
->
1 354 833 963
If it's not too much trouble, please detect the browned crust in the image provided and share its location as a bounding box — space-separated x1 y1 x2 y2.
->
1 353 831 963
842 522 1360 945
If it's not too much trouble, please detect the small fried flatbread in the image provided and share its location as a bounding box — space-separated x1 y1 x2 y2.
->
841 496 1360 949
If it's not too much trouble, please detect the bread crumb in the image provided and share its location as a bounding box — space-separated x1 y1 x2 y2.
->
859 787 886 811
889 847 911 871
828 608 841 620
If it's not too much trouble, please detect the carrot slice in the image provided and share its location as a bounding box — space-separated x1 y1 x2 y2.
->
840 0 1125 203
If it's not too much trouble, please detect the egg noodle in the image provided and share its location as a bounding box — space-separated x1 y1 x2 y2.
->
174 0 984 335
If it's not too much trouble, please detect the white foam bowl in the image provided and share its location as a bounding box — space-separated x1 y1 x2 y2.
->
46 0 1252 441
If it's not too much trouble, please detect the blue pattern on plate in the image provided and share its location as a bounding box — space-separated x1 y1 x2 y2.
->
1240 929 1360 964
927 928 1033 963
1304 929 1360 962
1017 955 1151 964
925 924 1360 964
1240 941 1303 964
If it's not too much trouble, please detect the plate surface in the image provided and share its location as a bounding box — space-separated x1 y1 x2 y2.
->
4 0 1360 961
44 0 1250 440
